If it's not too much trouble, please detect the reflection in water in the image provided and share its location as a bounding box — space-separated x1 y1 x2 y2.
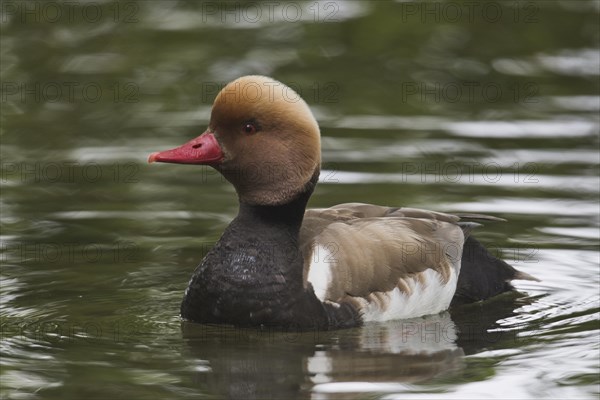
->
181 323 315 400
181 297 531 399
309 314 464 393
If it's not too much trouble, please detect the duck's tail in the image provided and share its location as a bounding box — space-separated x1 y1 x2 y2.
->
451 235 539 306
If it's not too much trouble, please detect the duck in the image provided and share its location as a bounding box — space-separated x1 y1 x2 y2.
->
149 75 538 330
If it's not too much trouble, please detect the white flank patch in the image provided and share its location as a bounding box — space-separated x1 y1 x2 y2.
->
357 268 459 322
307 245 334 302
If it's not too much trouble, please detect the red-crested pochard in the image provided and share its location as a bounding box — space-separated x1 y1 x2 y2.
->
149 76 538 330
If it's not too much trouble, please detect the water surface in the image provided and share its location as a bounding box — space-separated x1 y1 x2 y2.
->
1 1 599 399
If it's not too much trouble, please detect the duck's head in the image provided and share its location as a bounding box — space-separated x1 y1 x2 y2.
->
149 76 321 206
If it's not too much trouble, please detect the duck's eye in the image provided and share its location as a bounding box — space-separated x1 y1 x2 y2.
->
243 123 257 135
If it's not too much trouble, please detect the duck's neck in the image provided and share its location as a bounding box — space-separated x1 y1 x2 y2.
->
236 190 310 238
235 168 319 233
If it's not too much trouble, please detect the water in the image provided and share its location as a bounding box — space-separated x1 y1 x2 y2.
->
1 1 599 399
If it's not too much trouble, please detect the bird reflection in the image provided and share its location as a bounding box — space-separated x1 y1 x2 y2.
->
180 292 534 399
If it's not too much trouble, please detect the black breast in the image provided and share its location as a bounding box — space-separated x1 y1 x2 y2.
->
180 189 361 330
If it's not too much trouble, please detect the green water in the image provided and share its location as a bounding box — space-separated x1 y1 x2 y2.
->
1 1 599 399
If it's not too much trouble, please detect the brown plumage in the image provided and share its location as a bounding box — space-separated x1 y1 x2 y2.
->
300 204 463 296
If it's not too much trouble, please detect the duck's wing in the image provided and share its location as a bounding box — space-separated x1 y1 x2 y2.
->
303 202 462 222
300 203 467 320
